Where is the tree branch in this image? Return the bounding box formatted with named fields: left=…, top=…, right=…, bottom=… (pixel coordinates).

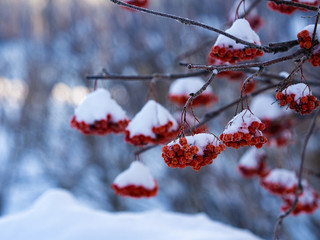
left=272, top=108, right=320, bottom=240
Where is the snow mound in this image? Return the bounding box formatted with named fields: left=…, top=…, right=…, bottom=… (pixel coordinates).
left=113, top=161, right=156, bottom=189
left=74, top=88, right=127, bottom=124
left=282, top=83, right=311, bottom=103
left=223, top=110, right=262, bottom=134
left=0, top=189, right=262, bottom=240
left=126, top=100, right=178, bottom=137
left=264, top=169, right=298, bottom=188
left=239, top=148, right=266, bottom=168
left=214, top=19, right=261, bottom=49
left=169, top=77, right=212, bottom=95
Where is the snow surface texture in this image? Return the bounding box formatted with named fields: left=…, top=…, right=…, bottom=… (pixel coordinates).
left=251, top=94, right=289, bottom=120
left=0, top=189, right=262, bottom=240
left=239, top=148, right=265, bottom=168
left=168, top=133, right=221, bottom=155
left=113, top=161, right=156, bottom=189
left=126, top=100, right=178, bottom=137
left=74, top=88, right=127, bottom=124
left=214, top=19, right=261, bottom=49
left=223, top=110, right=262, bottom=134
left=169, top=77, right=212, bottom=95
left=264, top=169, right=298, bottom=188
left=282, top=83, right=311, bottom=103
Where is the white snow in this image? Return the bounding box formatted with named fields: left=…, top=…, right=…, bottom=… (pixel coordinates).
left=282, top=83, right=311, bottom=103
left=0, top=189, right=262, bottom=240
left=251, top=94, right=289, bottom=120
left=168, top=133, right=221, bottom=155
left=239, top=148, right=266, bottom=168
left=113, top=161, right=156, bottom=189
left=263, top=169, right=298, bottom=188
left=74, top=88, right=128, bottom=124
left=126, top=100, right=178, bottom=137
left=169, top=77, right=212, bottom=95
left=214, top=19, right=261, bottom=49
left=223, top=110, right=262, bottom=134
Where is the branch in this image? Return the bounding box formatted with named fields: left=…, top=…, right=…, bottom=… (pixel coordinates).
left=109, top=0, right=274, bottom=52
left=181, top=49, right=306, bottom=71
left=86, top=70, right=209, bottom=81
left=273, top=108, right=320, bottom=240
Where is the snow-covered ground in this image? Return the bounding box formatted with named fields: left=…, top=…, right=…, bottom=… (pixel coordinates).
left=0, top=189, right=262, bottom=240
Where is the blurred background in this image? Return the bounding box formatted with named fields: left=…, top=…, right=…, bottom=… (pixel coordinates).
left=0, top=0, right=320, bottom=239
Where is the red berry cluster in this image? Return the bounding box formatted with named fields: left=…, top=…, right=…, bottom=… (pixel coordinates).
left=208, top=45, right=263, bottom=64
left=281, top=189, right=319, bottom=215
left=262, top=118, right=293, bottom=147
left=268, top=0, right=318, bottom=15
left=276, top=91, right=320, bottom=115
left=168, top=93, right=218, bottom=107
left=309, top=51, right=320, bottom=66
left=123, top=0, right=149, bottom=8
left=70, top=114, right=129, bottom=135
left=125, top=121, right=179, bottom=146
left=207, top=56, right=245, bottom=81
left=238, top=150, right=268, bottom=178
left=240, top=79, right=257, bottom=94
left=247, top=16, right=264, bottom=31
left=260, top=170, right=297, bottom=195
left=161, top=136, right=225, bottom=171
left=220, top=121, right=267, bottom=149
left=111, top=181, right=158, bottom=198
left=297, top=29, right=313, bottom=49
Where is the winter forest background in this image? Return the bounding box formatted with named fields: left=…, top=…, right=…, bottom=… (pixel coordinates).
left=0, top=0, right=320, bottom=239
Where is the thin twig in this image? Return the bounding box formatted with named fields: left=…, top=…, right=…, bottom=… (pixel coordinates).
left=86, top=70, right=209, bottom=81
left=272, top=108, right=320, bottom=240
left=109, top=0, right=274, bottom=52
left=181, top=49, right=306, bottom=71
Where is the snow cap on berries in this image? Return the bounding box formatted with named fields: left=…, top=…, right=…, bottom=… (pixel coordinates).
left=74, top=88, right=127, bottom=124
left=251, top=94, right=289, bottom=120
left=214, top=19, right=261, bottom=49
left=169, top=77, right=212, bottom=95
left=168, top=133, right=222, bottom=155
left=126, top=100, right=178, bottom=138
left=239, top=148, right=266, bottom=169
left=223, top=110, right=262, bottom=135
left=113, top=161, right=156, bottom=190
left=282, top=83, right=311, bottom=103
left=261, top=168, right=298, bottom=195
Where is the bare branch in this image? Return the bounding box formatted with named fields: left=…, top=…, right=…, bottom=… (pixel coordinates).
left=109, top=0, right=274, bottom=52
left=272, top=108, right=320, bottom=240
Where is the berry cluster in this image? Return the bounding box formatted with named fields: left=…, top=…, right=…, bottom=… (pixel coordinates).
left=123, top=0, right=149, bottom=8
left=276, top=83, right=320, bottom=115
left=267, top=0, right=318, bottom=15
left=207, top=57, right=245, bottom=81
left=161, top=134, right=225, bottom=171
left=281, top=187, right=319, bottom=215
left=309, top=51, right=320, bottom=66
left=220, top=110, right=267, bottom=149
left=111, top=181, right=158, bottom=198
left=262, top=119, right=293, bottom=147
left=70, top=115, right=129, bottom=135
left=208, top=46, right=264, bottom=64
left=297, top=29, right=313, bottom=49
left=111, top=161, right=158, bottom=198
left=247, top=15, right=264, bottom=31
left=241, top=79, right=257, bottom=94
left=125, top=121, right=179, bottom=146
left=168, top=94, right=218, bottom=107
left=260, top=169, right=298, bottom=195
left=237, top=148, right=268, bottom=178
